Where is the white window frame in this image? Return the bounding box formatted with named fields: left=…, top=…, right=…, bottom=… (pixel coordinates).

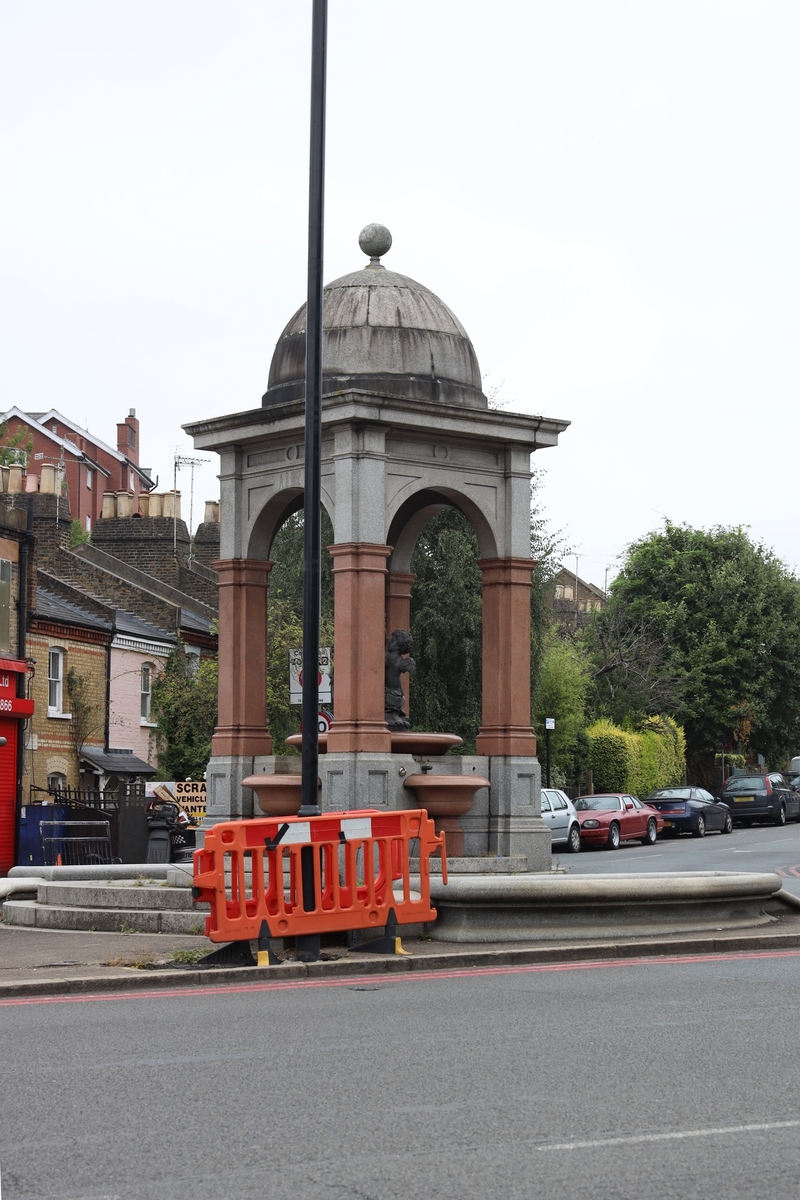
left=86, top=468, right=93, bottom=489
left=140, top=662, right=156, bottom=726
left=48, top=648, right=71, bottom=718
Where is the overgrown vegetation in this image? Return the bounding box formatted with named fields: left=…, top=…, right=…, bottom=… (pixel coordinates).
left=66, top=667, right=101, bottom=755
left=0, top=420, right=33, bottom=466
left=149, top=647, right=218, bottom=780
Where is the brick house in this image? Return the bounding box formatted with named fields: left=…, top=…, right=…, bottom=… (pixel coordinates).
left=0, top=407, right=154, bottom=534
left=551, top=567, right=607, bottom=633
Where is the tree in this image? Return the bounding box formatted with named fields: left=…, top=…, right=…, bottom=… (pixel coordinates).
left=532, top=635, right=591, bottom=786
left=409, top=509, right=483, bottom=750
left=149, top=648, right=218, bottom=780
left=267, top=510, right=335, bottom=750
left=598, top=523, right=800, bottom=767
left=0, top=420, right=33, bottom=466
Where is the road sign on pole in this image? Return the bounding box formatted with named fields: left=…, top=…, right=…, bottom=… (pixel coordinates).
left=289, top=647, right=332, bottom=704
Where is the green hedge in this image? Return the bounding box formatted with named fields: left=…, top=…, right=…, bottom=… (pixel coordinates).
left=587, top=716, right=686, bottom=795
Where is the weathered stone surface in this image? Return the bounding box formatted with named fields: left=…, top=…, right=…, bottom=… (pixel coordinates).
left=428, top=872, right=786, bottom=943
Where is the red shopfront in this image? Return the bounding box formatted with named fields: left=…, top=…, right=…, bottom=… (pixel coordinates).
left=0, top=660, right=34, bottom=875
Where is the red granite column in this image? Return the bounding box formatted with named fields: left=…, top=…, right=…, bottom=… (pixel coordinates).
left=211, top=559, right=273, bottom=757
left=475, top=557, right=537, bottom=757
left=327, top=544, right=392, bottom=753
left=385, top=570, right=416, bottom=714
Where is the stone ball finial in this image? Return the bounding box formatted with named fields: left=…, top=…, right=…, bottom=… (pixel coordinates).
left=359, top=223, right=392, bottom=263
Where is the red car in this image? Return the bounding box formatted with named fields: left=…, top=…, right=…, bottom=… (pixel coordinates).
left=573, top=793, right=664, bottom=849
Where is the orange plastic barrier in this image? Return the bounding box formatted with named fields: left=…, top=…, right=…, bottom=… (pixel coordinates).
left=192, top=808, right=446, bottom=950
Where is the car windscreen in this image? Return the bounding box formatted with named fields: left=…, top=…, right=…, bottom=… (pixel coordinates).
left=648, top=788, right=691, bottom=799
left=724, top=777, right=767, bottom=792
left=575, top=796, right=622, bottom=811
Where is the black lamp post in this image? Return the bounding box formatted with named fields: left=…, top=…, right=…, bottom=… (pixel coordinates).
left=296, top=0, right=328, bottom=961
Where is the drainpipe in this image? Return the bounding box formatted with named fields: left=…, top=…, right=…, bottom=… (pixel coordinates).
left=104, top=616, right=115, bottom=754
left=14, top=500, right=34, bottom=863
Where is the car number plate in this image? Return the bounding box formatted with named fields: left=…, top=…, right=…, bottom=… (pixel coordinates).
left=734, top=796, right=755, bottom=803
left=663, top=820, right=672, bottom=827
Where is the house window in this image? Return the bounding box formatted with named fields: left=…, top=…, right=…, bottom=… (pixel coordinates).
left=554, top=584, right=564, bottom=600
left=0, top=559, right=11, bottom=653
left=141, top=663, right=153, bottom=721
left=48, top=648, right=65, bottom=715
left=86, top=468, right=92, bottom=489
left=85, top=515, right=91, bottom=532
left=47, top=772, right=67, bottom=795
left=184, top=647, right=200, bottom=677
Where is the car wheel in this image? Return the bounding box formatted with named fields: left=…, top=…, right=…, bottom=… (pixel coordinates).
left=722, top=811, right=733, bottom=835
left=607, top=822, right=620, bottom=850
left=693, top=815, right=706, bottom=838
left=774, top=804, right=787, bottom=827
left=566, top=823, right=581, bottom=853
left=641, top=819, right=657, bottom=846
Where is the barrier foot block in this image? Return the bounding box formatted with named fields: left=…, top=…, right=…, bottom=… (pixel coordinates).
left=351, top=908, right=411, bottom=956
left=295, top=934, right=321, bottom=963
left=195, top=940, right=256, bottom=969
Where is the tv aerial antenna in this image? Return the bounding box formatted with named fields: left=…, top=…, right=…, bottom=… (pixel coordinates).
left=172, top=450, right=210, bottom=552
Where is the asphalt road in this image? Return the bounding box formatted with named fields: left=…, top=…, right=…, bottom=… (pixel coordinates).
left=563, top=818, right=800, bottom=896
left=3, top=950, right=800, bottom=1200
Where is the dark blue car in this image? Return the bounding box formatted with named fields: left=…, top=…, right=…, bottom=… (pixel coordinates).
left=644, top=786, right=733, bottom=837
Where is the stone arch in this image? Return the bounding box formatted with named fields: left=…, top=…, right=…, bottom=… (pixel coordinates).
left=247, top=486, right=335, bottom=560
left=386, top=487, right=498, bottom=573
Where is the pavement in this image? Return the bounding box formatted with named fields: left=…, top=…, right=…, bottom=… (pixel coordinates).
left=4, top=946, right=800, bottom=1199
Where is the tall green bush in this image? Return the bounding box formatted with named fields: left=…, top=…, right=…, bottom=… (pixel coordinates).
left=588, top=715, right=685, bottom=795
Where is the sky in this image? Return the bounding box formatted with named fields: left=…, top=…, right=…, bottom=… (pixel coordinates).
left=1, top=1, right=798, bottom=589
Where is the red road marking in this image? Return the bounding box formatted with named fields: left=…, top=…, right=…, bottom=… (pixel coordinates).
left=5, top=948, right=800, bottom=1007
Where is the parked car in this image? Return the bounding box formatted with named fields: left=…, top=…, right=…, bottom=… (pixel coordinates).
left=721, top=773, right=800, bottom=826
left=644, top=786, right=733, bottom=837
left=541, top=787, right=582, bottom=853
left=573, top=794, right=663, bottom=849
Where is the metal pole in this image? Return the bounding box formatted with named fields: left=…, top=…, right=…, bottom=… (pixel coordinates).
left=546, top=729, right=551, bottom=788
left=296, top=0, right=327, bottom=961
left=300, top=0, right=326, bottom=821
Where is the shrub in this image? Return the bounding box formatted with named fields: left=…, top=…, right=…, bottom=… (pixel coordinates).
left=588, top=715, right=685, bottom=795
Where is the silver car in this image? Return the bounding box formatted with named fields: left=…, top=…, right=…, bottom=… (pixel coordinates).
left=541, top=787, right=582, bottom=853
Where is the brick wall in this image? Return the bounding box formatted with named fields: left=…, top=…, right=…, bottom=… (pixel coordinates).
left=193, top=520, right=220, bottom=567
left=42, top=548, right=183, bottom=638
left=26, top=627, right=108, bottom=792
left=91, top=516, right=191, bottom=587
left=109, top=644, right=169, bottom=766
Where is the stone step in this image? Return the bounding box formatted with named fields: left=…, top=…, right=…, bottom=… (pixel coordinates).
left=36, top=882, right=204, bottom=912
left=2, top=899, right=207, bottom=936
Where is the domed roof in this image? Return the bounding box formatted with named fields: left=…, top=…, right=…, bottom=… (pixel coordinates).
left=263, top=226, right=486, bottom=410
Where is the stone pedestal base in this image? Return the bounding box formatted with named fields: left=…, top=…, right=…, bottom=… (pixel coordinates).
left=488, top=755, right=551, bottom=872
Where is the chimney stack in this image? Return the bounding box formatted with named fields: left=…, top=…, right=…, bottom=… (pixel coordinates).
left=116, top=408, right=139, bottom=466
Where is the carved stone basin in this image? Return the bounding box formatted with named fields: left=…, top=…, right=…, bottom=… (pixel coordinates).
left=241, top=774, right=303, bottom=817
left=402, top=773, right=490, bottom=856
left=284, top=731, right=463, bottom=755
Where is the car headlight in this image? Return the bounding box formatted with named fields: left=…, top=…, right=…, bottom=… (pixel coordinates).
left=582, top=819, right=600, bottom=829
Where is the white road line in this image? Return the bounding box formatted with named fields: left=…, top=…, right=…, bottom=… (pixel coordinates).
left=539, top=1118, right=800, bottom=1152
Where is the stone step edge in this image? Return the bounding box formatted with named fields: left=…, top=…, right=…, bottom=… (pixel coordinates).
left=2, top=900, right=206, bottom=936
left=4, top=928, right=800, bottom=1002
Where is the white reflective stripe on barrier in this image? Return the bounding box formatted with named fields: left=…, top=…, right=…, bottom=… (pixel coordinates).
left=340, top=817, right=373, bottom=841
left=280, top=821, right=312, bottom=845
